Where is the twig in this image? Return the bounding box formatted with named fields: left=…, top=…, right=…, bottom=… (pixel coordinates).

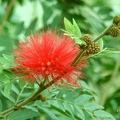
left=93, top=24, right=113, bottom=42
left=0, top=81, right=54, bottom=116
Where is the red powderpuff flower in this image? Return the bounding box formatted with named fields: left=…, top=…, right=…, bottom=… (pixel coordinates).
left=13, top=31, right=85, bottom=86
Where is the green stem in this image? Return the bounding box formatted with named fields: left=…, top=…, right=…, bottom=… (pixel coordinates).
left=93, top=24, right=113, bottom=42
left=0, top=81, right=54, bottom=116
left=72, top=50, right=85, bottom=66
left=15, top=84, right=26, bottom=105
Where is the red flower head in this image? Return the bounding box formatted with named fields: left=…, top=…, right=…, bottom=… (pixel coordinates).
left=13, top=31, right=85, bottom=86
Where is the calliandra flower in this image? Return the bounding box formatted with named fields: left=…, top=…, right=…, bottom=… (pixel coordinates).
left=13, top=31, right=85, bottom=86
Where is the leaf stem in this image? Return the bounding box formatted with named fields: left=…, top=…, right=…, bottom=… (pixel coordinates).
left=72, top=50, right=85, bottom=66
left=93, top=24, right=113, bottom=42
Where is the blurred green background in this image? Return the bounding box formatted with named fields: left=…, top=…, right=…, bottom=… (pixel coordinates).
left=0, top=0, right=120, bottom=119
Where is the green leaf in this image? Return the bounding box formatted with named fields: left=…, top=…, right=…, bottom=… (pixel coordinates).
left=64, top=17, right=73, bottom=33
left=0, top=90, right=15, bottom=103
left=81, top=80, right=91, bottom=90
left=84, top=102, right=104, bottom=111
left=51, top=105, right=70, bottom=117
left=19, top=79, right=26, bottom=89
left=72, top=18, right=81, bottom=37
left=12, top=84, right=20, bottom=95
left=0, top=100, right=2, bottom=112
left=74, top=106, right=85, bottom=120
left=0, top=35, right=13, bottom=55
left=56, top=101, right=65, bottom=112
left=94, top=110, right=116, bottom=120
left=25, top=18, right=37, bottom=36
left=24, top=105, right=38, bottom=112
left=15, top=22, right=24, bottom=35
left=86, top=110, right=98, bottom=120
left=97, top=38, right=103, bottom=51
left=7, top=109, right=39, bottom=120
left=65, top=89, right=83, bottom=102
left=0, top=72, right=9, bottom=82
left=74, top=94, right=93, bottom=105
left=4, top=82, right=12, bottom=95
left=63, top=102, right=74, bottom=117
left=2, top=54, right=14, bottom=63
left=37, top=106, right=57, bottom=119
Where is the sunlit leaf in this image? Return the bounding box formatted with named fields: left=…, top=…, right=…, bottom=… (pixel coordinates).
left=64, top=17, right=73, bottom=33
left=94, top=110, right=116, bottom=120
left=74, top=94, right=93, bottom=105
left=72, top=18, right=81, bottom=37
left=84, top=102, right=104, bottom=111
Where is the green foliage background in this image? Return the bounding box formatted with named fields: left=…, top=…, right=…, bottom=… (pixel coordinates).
left=0, top=0, right=120, bottom=120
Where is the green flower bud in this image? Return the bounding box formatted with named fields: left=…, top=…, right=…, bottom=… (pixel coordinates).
left=81, top=34, right=92, bottom=45
left=40, top=94, right=47, bottom=102
left=109, top=27, right=120, bottom=37
left=86, top=42, right=100, bottom=55
left=113, top=16, right=120, bottom=24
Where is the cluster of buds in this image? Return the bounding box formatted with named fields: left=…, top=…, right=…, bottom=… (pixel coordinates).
left=108, top=16, right=120, bottom=37
left=81, top=34, right=100, bottom=55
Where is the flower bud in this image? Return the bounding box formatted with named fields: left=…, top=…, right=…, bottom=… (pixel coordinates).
left=113, top=16, right=120, bottom=24
left=109, top=27, right=120, bottom=37
left=86, top=42, right=100, bottom=55
left=40, top=94, right=47, bottom=102
left=81, top=34, right=92, bottom=45
left=118, top=22, right=120, bottom=29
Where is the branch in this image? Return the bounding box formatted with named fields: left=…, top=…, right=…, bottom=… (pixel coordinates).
left=93, top=24, right=113, bottom=42
left=0, top=81, right=54, bottom=116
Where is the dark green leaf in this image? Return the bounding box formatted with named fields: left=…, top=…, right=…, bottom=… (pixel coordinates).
left=0, top=35, right=13, bottom=56
left=4, top=82, right=12, bottom=95
left=63, top=102, right=74, bottom=117
left=0, top=72, right=9, bottom=82
left=7, top=109, right=39, bottom=120
left=15, top=22, right=24, bottom=35
left=19, top=79, right=26, bottom=89
left=1, top=90, right=15, bottom=103
left=0, top=100, right=2, bottom=112
left=25, top=18, right=37, bottom=36
left=51, top=105, right=70, bottom=117
left=74, top=106, right=85, bottom=120
left=36, top=106, right=57, bottom=119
